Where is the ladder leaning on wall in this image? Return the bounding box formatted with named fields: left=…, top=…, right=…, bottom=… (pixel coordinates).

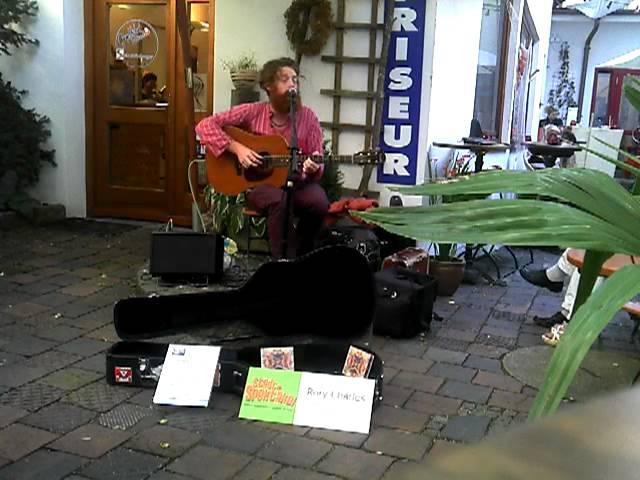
left=320, top=0, right=394, bottom=195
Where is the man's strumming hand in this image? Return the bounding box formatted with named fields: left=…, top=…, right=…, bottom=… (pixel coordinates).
left=230, top=141, right=262, bottom=169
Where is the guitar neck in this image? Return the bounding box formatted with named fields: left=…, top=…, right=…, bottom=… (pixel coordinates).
left=263, top=154, right=358, bottom=167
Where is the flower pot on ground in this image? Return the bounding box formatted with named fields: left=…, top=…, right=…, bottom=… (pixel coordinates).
left=430, top=255, right=465, bottom=296
left=222, top=52, right=259, bottom=91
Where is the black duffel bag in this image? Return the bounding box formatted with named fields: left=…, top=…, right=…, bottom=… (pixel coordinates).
left=373, top=267, right=438, bottom=338
left=316, top=224, right=381, bottom=271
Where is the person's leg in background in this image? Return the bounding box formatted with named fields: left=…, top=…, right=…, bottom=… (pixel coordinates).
left=520, top=248, right=576, bottom=293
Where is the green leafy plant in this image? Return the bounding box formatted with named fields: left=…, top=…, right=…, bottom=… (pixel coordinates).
left=355, top=78, right=640, bottom=420
left=220, top=52, right=258, bottom=73
left=0, top=0, right=56, bottom=210
left=203, top=187, right=266, bottom=239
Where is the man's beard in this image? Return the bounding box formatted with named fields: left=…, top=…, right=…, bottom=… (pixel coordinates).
left=271, top=91, right=302, bottom=114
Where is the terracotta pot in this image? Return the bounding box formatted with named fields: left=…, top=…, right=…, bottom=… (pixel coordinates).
left=430, top=257, right=466, bottom=296
left=230, top=70, right=258, bottom=90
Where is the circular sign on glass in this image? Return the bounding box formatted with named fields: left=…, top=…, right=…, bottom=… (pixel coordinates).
left=114, top=19, right=159, bottom=68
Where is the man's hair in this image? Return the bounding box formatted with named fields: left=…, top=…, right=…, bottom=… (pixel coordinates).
left=259, top=57, right=299, bottom=94
left=142, top=72, right=157, bottom=85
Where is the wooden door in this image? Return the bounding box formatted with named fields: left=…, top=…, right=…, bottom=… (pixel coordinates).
left=87, top=0, right=214, bottom=225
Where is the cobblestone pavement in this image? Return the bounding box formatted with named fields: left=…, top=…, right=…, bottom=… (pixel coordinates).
left=0, top=218, right=637, bottom=480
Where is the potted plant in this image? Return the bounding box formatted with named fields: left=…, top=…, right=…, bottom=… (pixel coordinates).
left=430, top=242, right=465, bottom=296
left=221, top=52, right=259, bottom=90
left=356, top=78, right=640, bottom=421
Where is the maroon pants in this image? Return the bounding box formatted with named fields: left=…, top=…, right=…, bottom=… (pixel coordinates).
left=246, top=182, right=329, bottom=259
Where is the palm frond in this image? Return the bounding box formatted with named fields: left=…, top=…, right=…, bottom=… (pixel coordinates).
left=623, top=75, right=640, bottom=112
left=588, top=136, right=640, bottom=179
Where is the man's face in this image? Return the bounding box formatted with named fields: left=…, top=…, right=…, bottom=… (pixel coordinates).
left=267, top=66, right=299, bottom=113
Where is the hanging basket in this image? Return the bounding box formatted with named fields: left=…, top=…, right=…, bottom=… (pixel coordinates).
left=230, top=70, right=258, bottom=90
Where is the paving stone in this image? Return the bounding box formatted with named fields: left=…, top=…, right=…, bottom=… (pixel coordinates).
left=47, top=274, right=84, bottom=287
left=436, top=328, right=478, bottom=343
left=425, top=439, right=460, bottom=459
left=473, top=371, right=523, bottom=393
left=427, top=363, right=476, bottom=382
left=20, top=403, right=97, bottom=433
left=427, top=337, right=470, bottom=352
left=56, top=338, right=110, bottom=357
left=146, top=472, right=194, bottom=480
left=64, top=382, right=139, bottom=413
left=168, top=445, right=250, bottom=480
left=380, top=341, right=428, bottom=358
left=381, top=385, right=413, bottom=407
left=381, top=353, right=433, bottom=374
left=404, top=392, right=462, bottom=416
left=0, top=350, right=25, bottom=366
left=306, top=429, right=368, bottom=448
left=84, top=324, right=119, bottom=343
left=233, top=458, right=281, bottom=480
left=126, top=425, right=200, bottom=458
left=33, top=324, right=84, bottom=342
left=463, top=355, right=503, bottom=373
left=518, top=332, right=543, bottom=348
left=0, top=382, right=65, bottom=411
left=55, top=302, right=99, bottom=320
left=440, top=415, right=491, bottom=443
left=423, top=347, right=468, bottom=365
left=2, top=302, right=50, bottom=319
left=127, top=389, right=155, bottom=406
left=48, top=423, right=131, bottom=458
left=363, top=427, right=431, bottom=460
left=0, top=334, right=57, bottom=356
left=201, top=420, right=276, bottom=454
left=438, top=380, right=492, bottom=404
left=97, top=403, right=155, bottom=431
left=0, top=449, right=87, bottom=480
left=317, top=445, right=394, bottom=480
left=390, top=372, right=443, bottom=393
left=261, top=423, right=310, bottom=436
left=30, top=292, right=76, bottom=308
left=0, top=364, right=50, bottom=387
left=72, top=354, right=105, bottom=373
left=373, top=405, right=427, bottom=433
left=381, top=366, right=399, bottom=383
left=488, top=390, right=533, bottom=413
left=79, top=447, right=166, bottom=479
left=381, top=460, right=425, bottom=480
left=161, top=407, right=229, bottom=432
left=22, top=350, right=82, bottom=373
left=0, top=404, right=28, bottom=427
left=0, top=423, right=58, bottom=461
left=257, top=433, right=331, bottom=468
left=16, top=281, right=59, bottom=296
left=272, top=467, right=340, bottom=480
left=466, top=343, right=508, bottom=359
left=38, top=368, right=103, bottom=392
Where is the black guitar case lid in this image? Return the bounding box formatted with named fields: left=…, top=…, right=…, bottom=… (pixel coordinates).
left=113, top=245, right=376, bottom=340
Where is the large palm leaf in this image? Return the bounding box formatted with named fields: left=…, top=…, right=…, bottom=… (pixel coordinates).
left=355, top=168, right=640, bottom=419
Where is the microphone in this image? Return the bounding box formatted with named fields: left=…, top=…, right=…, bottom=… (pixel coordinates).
left=288, top=87, right=297, bottom=97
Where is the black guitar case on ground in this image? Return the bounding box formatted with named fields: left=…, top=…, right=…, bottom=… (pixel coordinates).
left=114, top=245, right=375, bottom=339
left=106, top=341, right=384, bottom=407
left=108, top=246, right=384, bottom=407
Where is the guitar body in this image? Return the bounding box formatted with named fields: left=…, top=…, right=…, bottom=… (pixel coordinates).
left=206, top=126, right=291, bottom=195
left=113, top=245, right=375, bottom=340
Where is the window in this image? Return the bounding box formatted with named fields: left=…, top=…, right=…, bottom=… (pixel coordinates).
left=473, top=0, right=510, bottom=139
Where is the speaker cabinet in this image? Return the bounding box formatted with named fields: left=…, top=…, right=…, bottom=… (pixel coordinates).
left=150, top=232, right=224, bottom=282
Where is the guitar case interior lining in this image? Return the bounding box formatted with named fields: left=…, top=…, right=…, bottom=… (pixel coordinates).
left=107, top=245, right=384, bottom=407
left=106, top=341, right=384, bottom=407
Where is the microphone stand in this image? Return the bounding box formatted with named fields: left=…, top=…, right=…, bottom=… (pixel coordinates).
left=280, top=89, right=299, bottom=259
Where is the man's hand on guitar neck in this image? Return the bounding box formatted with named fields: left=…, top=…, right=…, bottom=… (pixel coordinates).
left=229, top=140, right=262, bottom=169
left=302, top=152, right=321, bottom=176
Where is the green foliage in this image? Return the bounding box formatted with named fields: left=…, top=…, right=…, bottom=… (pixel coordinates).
left=220, top=52, right=258, bottom=73
left=0, top=0, right=39, bottom=55
left=0, top=1, right=56, bottom=209
left=203, top=187, right=266, bottom=238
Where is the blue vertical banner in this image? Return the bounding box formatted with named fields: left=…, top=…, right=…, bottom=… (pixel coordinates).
left=377, top=0, right=426, bottom=186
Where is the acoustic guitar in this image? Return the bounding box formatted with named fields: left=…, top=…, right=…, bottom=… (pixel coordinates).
left=206, top=126, right=385, bottom=195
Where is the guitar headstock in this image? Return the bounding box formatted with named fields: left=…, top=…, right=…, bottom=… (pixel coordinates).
left=353, top=148, right=386, bottom=165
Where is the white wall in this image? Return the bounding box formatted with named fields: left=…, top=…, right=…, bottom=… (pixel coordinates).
left=546, top=13, right=640, bottom=125
left=0, top=0, right=86, bottom=217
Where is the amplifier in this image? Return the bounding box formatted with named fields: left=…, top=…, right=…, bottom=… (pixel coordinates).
left=150, top=231, right=224, bottom=281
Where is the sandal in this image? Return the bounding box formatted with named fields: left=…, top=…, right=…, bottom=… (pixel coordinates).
left=542, top=322, right=568, bottom=347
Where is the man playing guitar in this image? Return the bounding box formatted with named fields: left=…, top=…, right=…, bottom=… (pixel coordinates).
left=196, top=57, right=329, bottom=259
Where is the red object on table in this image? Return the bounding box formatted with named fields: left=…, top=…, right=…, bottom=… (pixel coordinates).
left=382, top=247, right=430, bottom=274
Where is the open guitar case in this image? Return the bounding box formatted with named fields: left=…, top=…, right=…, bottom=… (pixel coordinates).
left=106, top=246, right=385, bottom=407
